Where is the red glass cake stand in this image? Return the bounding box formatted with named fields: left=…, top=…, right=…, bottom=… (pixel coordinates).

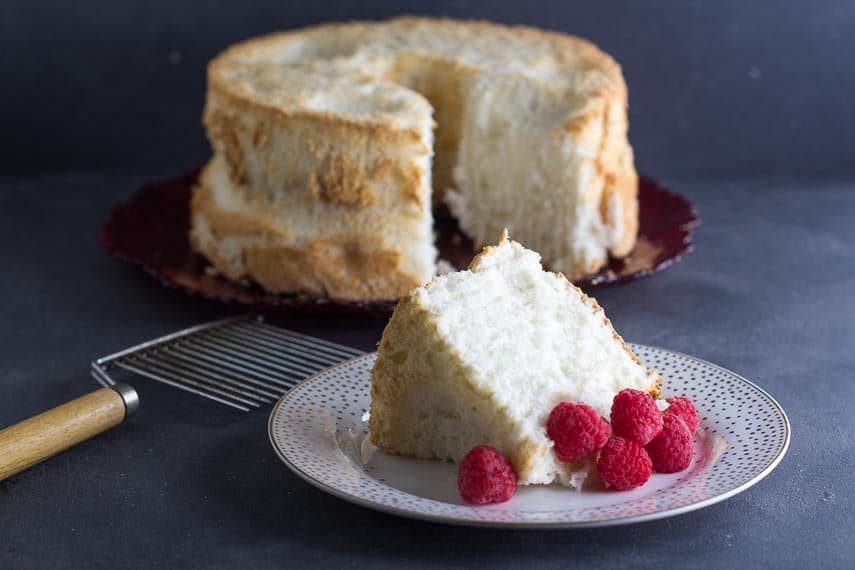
left=100, top=169, right=698, bottom=316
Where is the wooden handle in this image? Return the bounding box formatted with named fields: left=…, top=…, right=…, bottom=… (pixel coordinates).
left=0, top=385, right=136, bottom=481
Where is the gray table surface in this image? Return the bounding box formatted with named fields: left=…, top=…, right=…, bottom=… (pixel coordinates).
left=0, top=173, right=852, bottom=569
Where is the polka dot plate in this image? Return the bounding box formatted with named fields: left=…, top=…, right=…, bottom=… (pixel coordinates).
left=268, top=345, right=790, bottom=528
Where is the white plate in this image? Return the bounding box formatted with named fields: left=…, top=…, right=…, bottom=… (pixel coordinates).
left=268, top=345, right=790, bottom=528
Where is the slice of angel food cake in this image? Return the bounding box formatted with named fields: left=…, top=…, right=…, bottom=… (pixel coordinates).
left=369, top=231, right=702, bottom=502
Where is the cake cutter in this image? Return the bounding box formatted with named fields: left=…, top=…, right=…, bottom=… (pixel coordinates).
left=0, top=315, right=363, bottom=481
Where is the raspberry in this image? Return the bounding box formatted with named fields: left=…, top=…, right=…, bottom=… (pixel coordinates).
left=665, top=396, right=700, bottom=435
left=596, top=436, right=652, bottom=490
left=457, top=445, right=517, bottom=504
left=646, top=413, right=693, bottom=473
left=610, top=388, right=664, bottom=445
left=546, top=402, right=611, bottom=462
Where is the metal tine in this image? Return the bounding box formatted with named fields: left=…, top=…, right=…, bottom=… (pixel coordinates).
left=234, top=320, right=362, bottom=357
left=242, top=320, right=363, bottom=354
left=204, top=328, right=340, bottom=371
left=91, top=369, right=107, bottom=387
left=91, top=363, right=113, bottom=387
left=251, top=323, right=364, bottom=361
left=178, top=336, right=318, bottom=379
left=164, top=346, right=297, bottom=390
left=144, top=352, right=281, bottom=400
left=165, top=341, right=306, bottom=384
left=219, top=325, right=350, bottom=367
left=114, top=360, right=254, bottom=412
left=92, top=315, right=367, bottom=412
left=136, top=353, right=278, bottom=402
left=194, top=332, right=328, bottom=375
left=147, top=346, right=294, bottom=393
left=126, top=357, right=265, bottom=407
left=200, top=334, right=329, bottom=378
left=94, top=314, right=257, bottom=367
left=234, top=321, right=363, bottom=360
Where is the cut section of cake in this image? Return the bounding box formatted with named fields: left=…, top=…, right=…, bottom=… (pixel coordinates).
left=369, top=230, right=661, bottom=486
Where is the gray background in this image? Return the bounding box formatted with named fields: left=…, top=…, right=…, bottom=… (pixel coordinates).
left=1, top=174, right=852, bottom=569
left=1, top=1, right=854, bottom=569
left=2, top=0, right=855, bottom=178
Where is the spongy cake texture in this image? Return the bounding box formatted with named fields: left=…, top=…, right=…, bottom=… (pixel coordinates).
left=192, top=17, right=638, bottom=301
left=369, top=231, right=661, bottom=486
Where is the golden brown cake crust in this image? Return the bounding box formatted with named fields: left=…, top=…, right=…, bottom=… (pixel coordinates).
left=368, top=292, right=552, bottom=479
left=196, top=17, right=639, bottom=299
left=207, top=17, right=637, bottom=241
left=190, top=168, right=425, bottom=301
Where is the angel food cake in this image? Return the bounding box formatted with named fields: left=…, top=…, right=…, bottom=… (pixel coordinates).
left=369, top=231, right=661, bottom=486
left=191, top=17, right=638, bottom=301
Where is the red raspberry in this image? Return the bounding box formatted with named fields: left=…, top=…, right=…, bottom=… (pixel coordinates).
left=596, top=436, right=652, bottom=490
left=646, top=413, right=693, bottom=473
left=457, top=445, right=517, bottom=504
left=610, top=389, right=664, bottom=445
left=546, top=402, right=611, bottom=462
left=665, top=396, right=700, bottom=435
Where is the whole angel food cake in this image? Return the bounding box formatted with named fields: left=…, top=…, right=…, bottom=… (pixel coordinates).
left=369, top=231, right=661, bottom=486
left=191, top=17, right=638, bottom=301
